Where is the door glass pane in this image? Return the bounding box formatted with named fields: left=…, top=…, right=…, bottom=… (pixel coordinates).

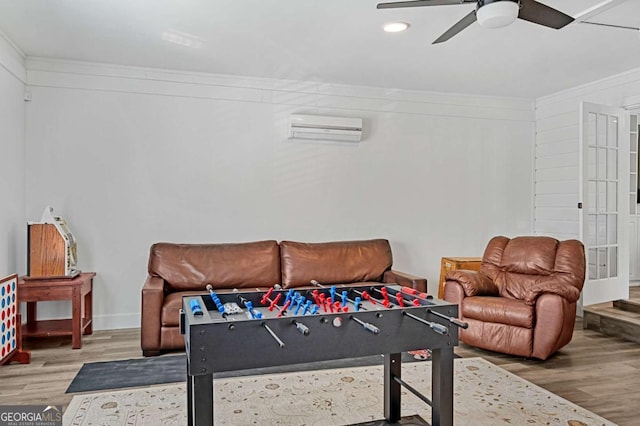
left=598, top=114, right=607, bottom=146
left=598, top=148, right=607, bottom=179
left=588, top=147, right=597, bottom=180
left=608, top=214, right=617, bottom=245
left=610, top=247, right=618, bottom=278
left=598, top=247, right=608, bottom=279
left=588, top=181, right=596, bottom=213
left=607, top=148, right=618, bottom=179
left=598, top=181, right=606, bottom=212
left=588, top=215, right=597, bottom=246
left=587, top=113, right=597, bottom=146
left=607, top=182, right=617, bottom=212
left=608, top=116, right=618, bottom=147
left=588, top=248, right=597, bottom=280
left=597, top=215, right=607, bottom=245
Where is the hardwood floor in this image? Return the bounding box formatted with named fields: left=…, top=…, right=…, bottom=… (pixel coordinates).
left=1, top=319, right=640, bottom=425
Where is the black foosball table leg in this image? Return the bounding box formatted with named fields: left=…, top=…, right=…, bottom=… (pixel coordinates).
left=384, top=352, right=402, bottom=422
left=187, top=373, right=214, bottom=426
left=187, top=367, right=192, bottom=426
left=432, top=346, right=454, bottom=426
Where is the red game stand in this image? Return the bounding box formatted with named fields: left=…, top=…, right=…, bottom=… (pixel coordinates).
left=0, top=274, right=31, bottom=365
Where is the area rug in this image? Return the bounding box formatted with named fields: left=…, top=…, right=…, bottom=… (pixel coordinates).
left=63, top=357, right=615, bottom=426
left=66, top=351, right=444, bottom=393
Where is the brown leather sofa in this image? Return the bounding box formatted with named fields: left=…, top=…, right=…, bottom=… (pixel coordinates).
left=443, top=236, right=585, bottom=360
left=141, top=238, right=426, bottom=356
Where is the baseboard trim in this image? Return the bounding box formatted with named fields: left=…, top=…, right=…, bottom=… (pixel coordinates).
left=93, top=313, right=140, bottom=331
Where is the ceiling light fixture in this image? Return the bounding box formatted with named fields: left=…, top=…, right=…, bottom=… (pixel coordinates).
left=383, top=22, right=409, bottom=33
left=476, top=0, right=520, bottom=29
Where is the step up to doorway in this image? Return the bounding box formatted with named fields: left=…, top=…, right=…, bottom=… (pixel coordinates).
left=612, top=298, right=640, bottom=314
left=583, top=302, right=640, bottom=345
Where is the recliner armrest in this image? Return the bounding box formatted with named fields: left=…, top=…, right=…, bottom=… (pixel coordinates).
left=524, top=275, right=581, bottom=306
left=445, top=270, right=498, bottom=297
left=141, top=275, right=165, bottom=354
left=383, top=270, right=427, bottom=293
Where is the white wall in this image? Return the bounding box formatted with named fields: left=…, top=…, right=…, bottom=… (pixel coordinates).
left=535, top=68, right=640, bottom=240
left=24, top=58, right=535, bottom=329
left=0, top=32, right=25, bottom=278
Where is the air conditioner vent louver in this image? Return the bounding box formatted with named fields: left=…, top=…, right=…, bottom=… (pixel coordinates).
left=288, top=114, right=363, bottom=142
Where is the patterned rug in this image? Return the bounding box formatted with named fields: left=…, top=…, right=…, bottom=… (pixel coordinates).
left=63, top=357, right=615, bottom=426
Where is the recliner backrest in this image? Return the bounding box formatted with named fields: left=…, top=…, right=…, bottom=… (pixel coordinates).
left=481, top=236, right=585, bottom=300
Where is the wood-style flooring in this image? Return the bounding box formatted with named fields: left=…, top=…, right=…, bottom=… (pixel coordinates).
left=1, top=318, right=640, bottom=425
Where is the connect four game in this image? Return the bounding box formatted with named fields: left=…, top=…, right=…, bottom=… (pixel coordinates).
left=0, top=274, right=30, bottom=365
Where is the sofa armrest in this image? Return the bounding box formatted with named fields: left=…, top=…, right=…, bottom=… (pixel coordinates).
left=383, top=270, right=427, bottom=293
left=524, top=275, right=581, bottom=306
left=141, top=275, right=165, bottom=354
left=445, top=270, right=498, bottom=297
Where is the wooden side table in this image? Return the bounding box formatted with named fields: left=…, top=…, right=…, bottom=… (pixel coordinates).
left=438, top=257, right=482, bottom=299
left=18, top=272, right=95, bottom=349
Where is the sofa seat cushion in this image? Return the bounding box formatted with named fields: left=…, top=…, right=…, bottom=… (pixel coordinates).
left=280, top=239, right=392, bottom=289
left=462, top=296, right=534, bottom=329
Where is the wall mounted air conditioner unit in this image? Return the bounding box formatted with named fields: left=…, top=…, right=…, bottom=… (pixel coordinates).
left=288, top=114, right=363, bottom=142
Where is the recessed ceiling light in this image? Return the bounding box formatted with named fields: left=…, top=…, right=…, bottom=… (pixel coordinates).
left=383, top=22, right=409, bottom=33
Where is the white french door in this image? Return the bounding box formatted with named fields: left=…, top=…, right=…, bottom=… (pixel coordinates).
left=580, top=102, right=629, bottom=306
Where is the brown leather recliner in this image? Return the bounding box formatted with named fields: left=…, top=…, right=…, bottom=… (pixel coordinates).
left=141, top=239, right=427, bottom=356
left=443, top=236, right=585, bottom=360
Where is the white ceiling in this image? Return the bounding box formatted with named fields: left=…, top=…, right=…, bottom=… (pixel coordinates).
left=0, top=0, right=639, bottom=98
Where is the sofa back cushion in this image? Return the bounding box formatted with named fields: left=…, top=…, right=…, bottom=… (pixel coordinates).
left=280, top=239, right=392, bottom=289
left=148, top=241, right=281, bottom=291
left=481, top=236, right=585, bottom=300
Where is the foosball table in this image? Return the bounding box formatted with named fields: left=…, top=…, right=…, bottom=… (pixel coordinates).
left=180, top=282, right=467, bottom=426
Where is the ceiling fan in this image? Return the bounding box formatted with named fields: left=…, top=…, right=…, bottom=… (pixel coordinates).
left=376, top=0, right=575, bottom=44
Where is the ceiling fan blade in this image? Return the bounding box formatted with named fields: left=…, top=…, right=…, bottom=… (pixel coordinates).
left=433, top=9, right=477, bottom=44
left=377, top=0, right=475, bottom=10
left=518, top=0, right=575, bottom=29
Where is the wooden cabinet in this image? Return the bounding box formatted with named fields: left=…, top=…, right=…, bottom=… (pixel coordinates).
left=438, top=257, right=482, bottom=299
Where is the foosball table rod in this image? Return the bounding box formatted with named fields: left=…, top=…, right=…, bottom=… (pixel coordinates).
left=402, top=311, right=449, bottom=335
left=205, top=284, right=228, bottom=318
left=350, top=288, right=387, bottom=307
left=349, top=315, right=380, bottom=335
left=368, top=286, right=392, bottom=307
left=310, top=280, right=367, bottom=311
left=291, top=319, right=310, bottom=335
left=426, top=309, right=469, bottom=329
left=261, top=322, right=285, bottom=348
